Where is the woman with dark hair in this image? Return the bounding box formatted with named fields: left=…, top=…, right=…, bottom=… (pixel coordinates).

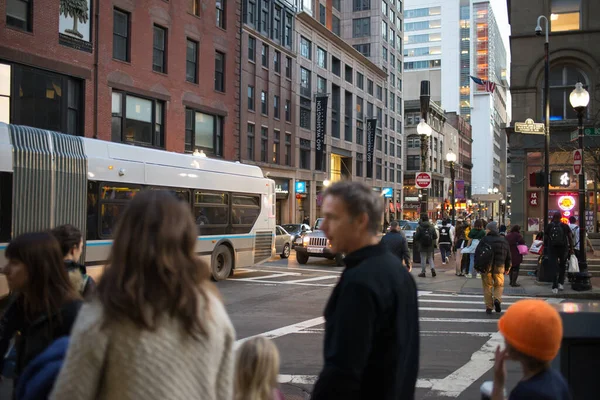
left=0, top=232, right=82, bottom=387
left=50, top=190, right=235, bottom=400
left=464, top=219, right=486, bottom=278
left=506, top=225, right=526, bottom=287
left=454, top=222, right=467, bottom=276
left=50, top=224, right=96, bottom=299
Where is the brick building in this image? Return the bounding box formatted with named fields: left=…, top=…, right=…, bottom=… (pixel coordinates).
left=1, top=0, right=240, bottom=159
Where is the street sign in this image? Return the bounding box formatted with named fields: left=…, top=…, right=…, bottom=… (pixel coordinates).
left=570, top=130, right=578, bottom=142
left=584, top=128, right=600, bottom=136
left=382, top=187, right=393, bottom=198
left=573, top=149, right=583, bottom=175
left=514, top=118, right=545, bottom=134
left=415, top=172, right=432, bottom=189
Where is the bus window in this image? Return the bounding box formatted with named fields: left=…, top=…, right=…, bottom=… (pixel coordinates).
left=232, top=194, right=260, bottom=231
left=98, top=183, right=141, bottom=238
left=149, top=186, right=190, bottom=203
left=0, top=172, right=12, bottom=242
left=86, top=181, right=99, bottom=240
left=100, top=203, right=126, bottom=237
left=100, top=185, right=140, bottom=200
left=194, top=190, right=228, bottom=235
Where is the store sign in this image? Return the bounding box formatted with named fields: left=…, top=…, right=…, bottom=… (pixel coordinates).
left=529, top=192, right=539, bottom=206
left=59, top=0, right=93, bottom=52
left=295, top=181, right=306, bottom=194
left=382, top=187, right=393, bottom=198
left=275, top=180, right=289, bottom=199
left=405, top=197, right=420, bottom=202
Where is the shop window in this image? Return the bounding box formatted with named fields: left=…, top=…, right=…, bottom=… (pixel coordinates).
left=112, top=91, right=164, bottom=148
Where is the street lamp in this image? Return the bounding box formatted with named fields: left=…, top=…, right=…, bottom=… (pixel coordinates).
left=570, top=81, right=590, bottom=276
left=446, top=150, right=457, bottom=225
left=536, top=15, right=551, bottom=231
left=418, top=120, right=432, bottom=220
left=323, top=179, right=331, bottom=187
left=501, top=199, right=506, bottom=225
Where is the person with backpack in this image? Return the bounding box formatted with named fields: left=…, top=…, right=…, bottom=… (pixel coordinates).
left=414, top=214, right=438, bottom=278
left=475, top=221, right=511, bottom=314
left=544, top=212, right=574, bottom=294
left=380, top=220, right=412, bottom=271
left=438, top=219, right=454, bottom=265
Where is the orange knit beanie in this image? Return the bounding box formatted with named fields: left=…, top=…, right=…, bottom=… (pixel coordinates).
left=498, top=299, right=563, bottom=362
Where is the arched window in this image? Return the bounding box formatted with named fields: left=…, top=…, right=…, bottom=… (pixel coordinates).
left=546, top=65, right=589, bottom=121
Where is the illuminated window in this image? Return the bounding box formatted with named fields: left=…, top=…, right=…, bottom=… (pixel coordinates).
left=551, top=0, right=580, bottom=32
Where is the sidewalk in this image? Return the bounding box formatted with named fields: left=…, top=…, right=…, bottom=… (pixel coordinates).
left=411, top=262, right=600, bottom=299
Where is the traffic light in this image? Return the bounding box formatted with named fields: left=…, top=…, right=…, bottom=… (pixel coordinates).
left=550, top=170, right=571, bottom=187
left=530, top=171, right=546, bottom=188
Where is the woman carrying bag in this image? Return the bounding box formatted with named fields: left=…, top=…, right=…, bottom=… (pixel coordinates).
left=506, top=225, right=527, bottom=287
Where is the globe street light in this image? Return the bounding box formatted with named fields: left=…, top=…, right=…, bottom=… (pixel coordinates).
left=570, top=82, right=590, bottom=278
left=537, top=15, right=551, bottom=233
left=446, top=150, right=457, bottom=225
left=417, top=120, right=433, bottom=136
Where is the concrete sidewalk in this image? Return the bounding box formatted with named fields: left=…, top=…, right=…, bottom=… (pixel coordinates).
left=411, top=261, right=600, bottom=299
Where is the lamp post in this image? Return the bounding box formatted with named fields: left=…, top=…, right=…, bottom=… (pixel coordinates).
left=418, top=120, right=433, bottom=218
left=501, top=199, right=506, bottom=225
left=446, top=150, right=457, bottom=226
left=536, top=15, right=550, bottom=230
left=569, top=82, right=590, bottom=275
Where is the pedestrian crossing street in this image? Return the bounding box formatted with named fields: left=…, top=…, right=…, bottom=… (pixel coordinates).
left=230, top=266, right=561, bottom=398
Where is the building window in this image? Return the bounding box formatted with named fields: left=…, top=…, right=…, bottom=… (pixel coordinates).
left=353, top=0, right=370, bottom=12
left=247, top=123, right=255, bottom=160
left=246, top=0, right=256, bottom=25
left=317, top=47, right=327, bottom=69
left=285, top=100, right=291, bottom=122
left=333, top=0, right=340, bottom=10
left=353, top=17, right=371, bottom=38
left=407, top=155, right=420, bottom=170
left=367, top=102, right=373, bottom=118
left=367, top=79, right=373, bottom=95
left=6, top=0, right=32, bottom=31
left=261, top=91, right=268, bottom=115
left=376, top=158, right=382, bottom=180
left=260, top=3, right=268, bottom=34
left=332, top=56, right=341, bottom=76
left=113, top=9, right=130, bottom=62
left=301, top=37, right=312, bottom=60
left=332, top=16, right=340, bottom=36
left=272, top=5, right=281, bottom=41
left=186, top=39, right=198, bottom=83
left=274, top=50, right=281, bottom=73
left=356, top=153, right=364, bottom=177
left=382, top=21, right=388, bottom=41
left=285, top=132, right=291, bottom=165
left=0, top=64, right=9, bottom=124
left=397, top=95, right=401, bottom=112
left=285, top=56, right=292, bottom=78
left=273, top=130, right=280, bottom=163
left=274, top=95, right=280, bottom=119
left=248, top=36, right=256, bottom=61
left=192, top=0, right=201, bottom=16
left=153, top=25, right=167, bottom=73
left=357, top=73, right=364, bottom=90
left=300, top=98, right=311, bottom=130
left=390, top=163, right=395, bottom=182
left=285, top=13, right=293, bottom=48
left=317, top=76, right=327, bottom=94
left=548, top=65, right=589, bottom=120
left=112, top=92, right=164, bottom=148
left=300, top=68, right=311, bottom=98
left=390, top=137, right=395, bottom=156
left=300, top=139, right=311, bottom=169
left=356, top=96, right=364, bottom=120
left=345, top=65, right=353, bottom=84
left=345, top=91, right=353, bottom=142
left=262, top=44, right=269, bottom=67
left=356, top=121, right=364, bottom=145
left=184, top=110, right=223, bottom=155
left=551, top=0, right=580, bottom=32
left=382, top=0, right=388, bottom=16
left=353, top=44, right=371, bottom=57
left=214, top=51, right=225, bottom=92
left=319, top=4, right=326, bottom=25
left=260, top=127, right=268, bottom=162
left=382, top=46, right=388, bottom=62
left=216, top=0, right=225, bottom=28
left=376, top=85, right=382, bottom=101
left=376, top=134, right=382, bottom=151
left=247, top=86, right=255, bottom=111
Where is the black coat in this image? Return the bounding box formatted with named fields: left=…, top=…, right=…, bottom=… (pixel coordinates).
left=312, top=243, right=420, bottom=400
left=380, top=230, right=411, bottom=267
left=479, top=232, right=511, bottom=270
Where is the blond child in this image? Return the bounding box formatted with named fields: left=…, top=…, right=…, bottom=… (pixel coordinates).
left=235, top=337, right=284, bottom=400
left=492, top=299, right=571, bottom=400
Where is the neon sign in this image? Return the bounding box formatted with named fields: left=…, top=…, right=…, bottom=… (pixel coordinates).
left=558, top=195, right=576, bottom=212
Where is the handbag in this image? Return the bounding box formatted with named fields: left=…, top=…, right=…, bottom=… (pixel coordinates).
left=517, top=244, right=529, bottom=255
left=529, top=240, right=543, bottom=255
left=568, top=254, right=580, bottom=273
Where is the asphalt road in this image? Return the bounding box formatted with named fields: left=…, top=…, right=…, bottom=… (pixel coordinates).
left=0, top=252, right=559, bottom=399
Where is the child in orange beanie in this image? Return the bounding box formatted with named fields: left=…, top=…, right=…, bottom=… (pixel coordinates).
left=492, top=299, right=571, bottom=400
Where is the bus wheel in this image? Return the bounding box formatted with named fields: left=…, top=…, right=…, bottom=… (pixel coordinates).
left=211, top=245, right=233, bottom=281
left=297, top=252, right=309, bottom=264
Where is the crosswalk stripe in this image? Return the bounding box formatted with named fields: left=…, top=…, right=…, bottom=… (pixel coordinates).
left=277, top=374, right=441, bottom=389
left=284, top=275, right=339, bottom=284
left=419, top=307, right=505, bottom=313
left=420, top=317, right=498, bottom=323
left=243, top=272, right=302, bottom=280
left=418, top=292, right=533, bottom=299
left=421, top=330, right=493, bottom=337
left=419, top=299, right=518, bottom=305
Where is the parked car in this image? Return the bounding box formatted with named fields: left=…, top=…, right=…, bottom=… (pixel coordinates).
left=281, top=223, right=312, bottom=248
left=275, top=225, right=293, bottom=258
left=402, top=221, right=419, bottom=246
left=294, top=218, right=344, bottom=265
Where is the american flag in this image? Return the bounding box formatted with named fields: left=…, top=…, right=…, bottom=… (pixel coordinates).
left=470, top=76, right=496, bottom=93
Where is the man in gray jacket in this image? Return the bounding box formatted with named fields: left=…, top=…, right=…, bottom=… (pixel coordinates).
left=414, top=214, right=438, bottom=278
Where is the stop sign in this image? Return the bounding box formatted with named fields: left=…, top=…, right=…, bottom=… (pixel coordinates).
left=573, top=149, right=583, bottom=175
left=415, top=172, right=432, bottom=189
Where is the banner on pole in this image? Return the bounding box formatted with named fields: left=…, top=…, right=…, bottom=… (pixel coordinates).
left=366, top=118, right=377, bottom=178
left=455, top=180, right=465, bottom=199
left=315, top=96, right=328, bottom=171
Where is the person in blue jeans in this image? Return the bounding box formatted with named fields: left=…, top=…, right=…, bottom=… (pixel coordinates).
left=467, top=219, right=486, bottom=277
left=414, top=214, right=438, bottom=278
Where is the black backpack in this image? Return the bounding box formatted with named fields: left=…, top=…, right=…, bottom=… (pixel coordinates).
left=474, top=240, right=494, bottom=273
left=419, top=227, right=433, bottom=247
left=549, top=222, right=566, bottom=247
left=439, top=227, right=451, bottom=244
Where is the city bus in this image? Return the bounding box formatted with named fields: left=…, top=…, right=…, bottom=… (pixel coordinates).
left=0, top=123, right=276, bottom=297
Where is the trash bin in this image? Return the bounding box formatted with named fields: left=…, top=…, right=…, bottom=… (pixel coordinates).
left=551, top=302, right=600, bottom=400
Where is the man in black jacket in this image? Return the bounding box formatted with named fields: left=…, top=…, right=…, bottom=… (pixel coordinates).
left=478, top=221, right=511, bottom=314
left=380, top=220, right=412, bottom=271
left=544, top=211, right=574, bottom=293
left=311, top=181, right=419, bottom=400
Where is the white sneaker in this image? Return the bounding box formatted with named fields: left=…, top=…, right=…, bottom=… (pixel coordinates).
left=466, top=273, right=472, bottom=278
left=558, top=284, right=564, bottom=291
left=476, top=273, right=481, bottom=279
left=552, top=288, right=559, bottom=294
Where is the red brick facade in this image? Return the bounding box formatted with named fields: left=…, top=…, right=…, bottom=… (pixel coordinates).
left=0, top=0, right=240, bottom=159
